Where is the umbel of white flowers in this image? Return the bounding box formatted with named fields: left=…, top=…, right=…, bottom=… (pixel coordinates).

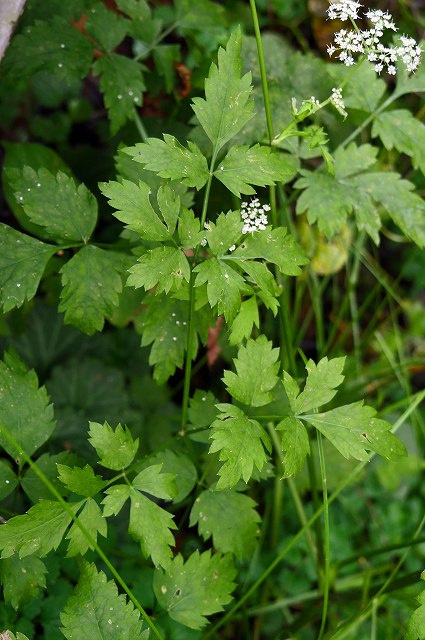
left=326, top=0, right=422, bottom=75
left=240, top=198, right=271, bottom=234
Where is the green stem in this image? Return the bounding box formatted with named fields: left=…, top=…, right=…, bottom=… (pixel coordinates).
left=249, top=0, right=274, bottom=142
left=316, top=432, right=330, bottom=640
left=348, top=232, right=365, bottom=376
left=134, top=110, right=149, bottom=142
left=0, top=424, right=164, bottom=640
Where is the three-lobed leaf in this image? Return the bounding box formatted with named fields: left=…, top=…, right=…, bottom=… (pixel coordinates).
left=88, top=421, right=139, bottom=470
left=65, top=499, right=107, bottom=557
left=57, top=464, right=107, bottom=498
left=194, top=258, right=250, bottom=323
left=127, top=246, right=190, bottom=294
left=233, top=226, right=308, bottom=275
left=293, top=356, right=346, bottom=414
left=276, top=416, right=310, bottom=478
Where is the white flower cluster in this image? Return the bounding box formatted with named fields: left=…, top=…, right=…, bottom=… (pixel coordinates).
left=330, top=87, right=345, bottom=111
left=240, top=198, right=270, bottom=234
left=326, top=1, right=422, bottom=75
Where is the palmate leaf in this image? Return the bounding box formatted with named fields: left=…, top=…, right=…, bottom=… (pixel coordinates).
left=210, top=404, right=271, bottom=489
left=190, top=489, right=260, bottom=560
left=276, top=416, right=310, bottom=478
left=233, top=226, right=308, bottom=275
left=59, top=246, right=123, bottom=334
left=214, top=144, right=298, bottom=197
left=153, top=550, right=236, bottom=629
left=294, top=356, right=346, bottom=414
left=127, top=246, right=190, bottom=294
left=304, top=402, right=407, bottom=461
left=11, top=167, right=98, bottom=243
left=0, top=224, right=56, bottom=312
left=61, top=560, right=145, bottom=640
left=194, top=258, right=251, bottom=323
left=65, top=499, right=107, bottom=557
left=88, top=421, right=139, bottom=471
left=124, top=136, right=209, bottom=190
left=372, top=109, right=425, bottom=174
left=93, top=54, right=145, bottom=134
left=0, top=351, right=55, bottom=460
left=223, top=336, right=280, bottom=407
left=0, top=555, right=47, bottom=610
left=99, top=179, right=171, bottom=241
left=192, top=28, right=253, bottom=154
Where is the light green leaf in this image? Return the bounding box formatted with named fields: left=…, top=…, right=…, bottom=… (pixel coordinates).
left=282, top=370, right=300, bottom=411
left=157, top=184, right=180, bottom=235
left=223, top=336, right=280, bottom=407
left=57, top=464, right=106, bottom=498
left=328, top=61, right=386, bottom=113
left=124, top=136, right=209, bottom=190
left=0, top=500, right=73, bottom=559
left=178, top=208, right=204, bottom=249
left=153, top=550, right=236, bottom=629
left=229, top=296, right=260, bottom=345
left=0, top=351, right=55, bottom=459
left=12, top=167, right=97, bottom=243
left=99, top=179, right=171, bottom=241
left=294, top=356, right=346, bottom=414
left=21, top=452, right=79, bottom=503
left=372, top=110, right=425, bottom=175
left=0, top=224, right=56, bottom=312
left=127, top=246, right=190, bottom=294
left=233, top=226, right=308, bottom=275
left=85, top=3, right=128, bottom=52
left=102, top=484, right=131, bottom=517
left=66, top=498, right=107, bottom=557
left=88, top=421, right=139, bottom=470
left=93, top=54, right=145, bottom=134
left=192, top=28, right=253, bottom=153
left=215, top=144, right=298, bottom=197
left=0, top=460, right=18, bottom=500
left=139, top=450, right=197, bottom=503
left=194, top=258, right=250, bottom=323
left=210, top=408, right=271, bottom=489
left=0, top=555, right=47, bottom=610
left=406, top=570, right=425, bottom=640
left=236, top=260, right=279, bottom=314
left=276, top=416, right=310, bottom=478
left=204, top=210, right=242, bottom=256
left=304, top=401, right=407, bottom=461
left=59, top=246, right=123, bottom=334
left=190, top=489, right=260, bottom=560
left=334, top=143, right=378, bottom=179
left=2, top=17, right=93, bottom=82
left=61, top=560, right=145, bottom=639
left=129, top=489, right=177, bottom=568
left=132, top=464, right=177, bottom=500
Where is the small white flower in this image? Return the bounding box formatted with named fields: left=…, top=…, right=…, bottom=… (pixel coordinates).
left=240, top=198, right=270, bottom=234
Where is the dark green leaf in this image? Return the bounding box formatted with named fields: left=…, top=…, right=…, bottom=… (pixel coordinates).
left=203, top=210, right=242, bottom=256
left=194, top=258, right=250, bottom=323
left=178, top=208, right=204, bottom=249
left=190, top=489, right=260, bottom=560
left=0, top=555, right=47, bottom=610
left=85, top=3, right=128, bottom=52
left=57, top=464, right=106, bottom=498
left=124, top=136, right=209, bottom=190
left=153, top=550, right=236, bottom=629
left=372, top=109, right=425, bottom=174
left=59, top=246, right=123, bottom=334
left=21, top=452, right=79, bottom=503
left=236, top=260, right=279, bottom=314
left=152, top=44, right=180, bottom=93
left=276, top=416, right=310, bottom=478
left=61, top=560, right=145, bottom=639
left=65, top=499, right=107, bottom=557
left=127, top=246, right=190, bottom=294
left=0, top=460, right=18, bottom=500
left=0, top=225, right=56, bottom=312
left=88, top=421, right=139, bottom=471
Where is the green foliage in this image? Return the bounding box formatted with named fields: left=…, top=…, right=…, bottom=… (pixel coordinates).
left=88, top=422, right=139, bottom=471
left=406, top=571, right=425, bottom=640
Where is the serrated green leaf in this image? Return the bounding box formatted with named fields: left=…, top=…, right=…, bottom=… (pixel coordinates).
left=372, top=109, right=425, bottom=174
left=2, top=17, right=93, bottom=81
left=85, top=3, right=128, bottom=52
left=0, top=225, right=56, bottom=312
left=99, top=179, right=171, bottom=241
left=153, top=550, right=236, bottom=629
left=215, top=144, right=298, bottom=197
left=93, top=54, right=145, bottom=134
left=276, top=417, right=310, bottom=478
left=233, top=226, right=308, bottom=275
left=157, top=184, right=180, bottom=235
left=124, top=136, right=209, bottom=190
left=178, top=208, right=204, bottom=249
left=294, top=356, right=346, bottom=414
left=236, top=260, right=279, bottom=314
left=127, top=246, right=190, bottom=294
left=0, top=555, right=47, bottom=610
left=229, top=296, right=260, bottom=345
left=129, top=489, right=177, bottom=568
left=0, top=460, right=18, bottom=500
left=11, top=167, right=97, bottom=243
left=0, top=501, right=74, bottom=559
left=204, top=210, right=243, bottom=256
left=194, top=258, right=250, bottom=323
left=0, top=352, right=55, bottom=459
left=102, top=484, right=131, bottom=517
left=210, top=411, right=271, bottom=489
left=334, top=143, right=378, bottom=180
left=192, top=28, right=253, bottom=153
left=65, top=498, right=107, bottom=557
left=139, top=450, right=197, bottom=503
left=176, top=0, right=226, bottom=30
left=190, top=489, right=260, bottom=560
left=223, top=336, right=280, bottom=407
left=59, top=246, right=123, bottom=334
left=60, top=560, right=145, bottom=639
left=21, top=452, right=79, bottom=503
left=406, top=571, right=425, bottom=640
left=57, top=464, right=106, bottom=498
left=132, top=464, right=177, bottom=500
left=88, top=421, right=139, bottom=470
left=304, top=401, right=407, bottom=461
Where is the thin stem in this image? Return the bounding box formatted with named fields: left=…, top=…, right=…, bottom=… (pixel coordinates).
left=0, top=424, right=164, bottom=640
left=316, top=432, right=330, bottom=640
left=134, top=110, right=149, bottom=142
left=249, top=0, right=274, bottom=142
left=347, top=232, right=365, bottom=376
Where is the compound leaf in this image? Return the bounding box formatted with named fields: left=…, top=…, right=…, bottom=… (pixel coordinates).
left=61, top=560, right=145, bottom=639
left=294, top=356, right=346, bottom=414
left=190, top=489, right=260, bottom=560
left=124, top=136, right=209, bottom=190
left=276, top=416, right=310, bottom=478
left=59, top=246, right=123, bottom=334
left=192, top=28, right=253, bottom=153
left=127, top=246, right=190, bottom=294
left=65, top=499, right=107, bottom=557
left=215, top=144, right=298, bottom=197
left=88, top=421, right=139, bottom=471
left=57, top=464, right=107, bottom=498
left=223, top=336, right=280, bottom=407
left=0, top=224, right=56, bottom=312
left=153, top=550, right=236, bottom=629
